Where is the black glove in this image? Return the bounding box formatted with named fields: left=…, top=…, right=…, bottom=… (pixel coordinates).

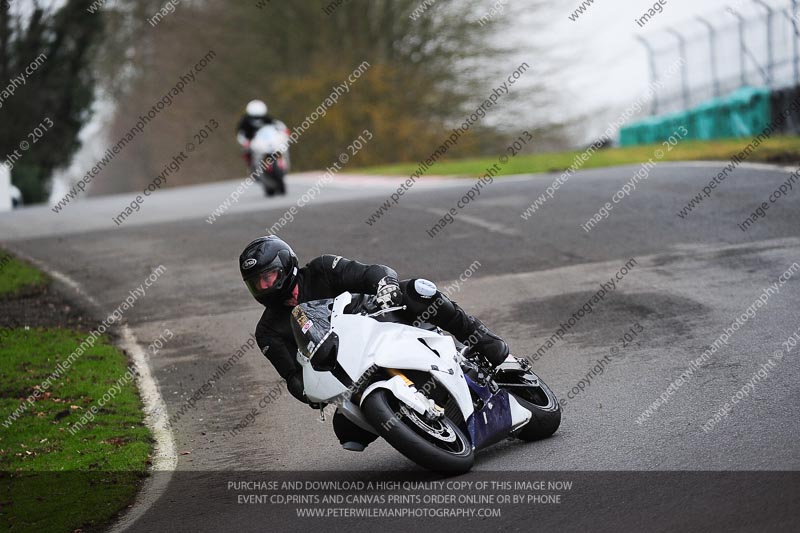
left=286, top=372, right=308, bottom=403
left=376, top=276, right=402, bottom=310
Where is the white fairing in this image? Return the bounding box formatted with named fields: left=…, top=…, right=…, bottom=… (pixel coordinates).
left=497, top=354, right=534, bottom=428
left=508, top=395, right=533, bottom=428
left=300, top=357, right=348, bottom=402
left=299, top=292, right=474, bottom=424
left=251, top=123, right=290, bottom=157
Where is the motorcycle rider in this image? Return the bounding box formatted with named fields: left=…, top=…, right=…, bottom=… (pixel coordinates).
left=237, top=100, right=280, bottom=168
left=239, top=235, right=510, bottom=452
left=237, top=100, right=276, bottom=143
left=237, top=100, right=291, bottom=196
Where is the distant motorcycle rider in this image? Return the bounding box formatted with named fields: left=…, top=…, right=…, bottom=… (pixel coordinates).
left=237, top=100, right=276, bottom=144
left=237, top=100, right=286, bottom=167
left=239, top=235, right=510, bottom=452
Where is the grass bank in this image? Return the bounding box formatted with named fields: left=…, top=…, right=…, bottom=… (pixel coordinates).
left=357, top=136, right=800, bottom=178
left=0, top=250, right=151, bottom=532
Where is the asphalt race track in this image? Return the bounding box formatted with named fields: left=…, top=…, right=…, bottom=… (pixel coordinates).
left=2, top=162, right=799, bottom=531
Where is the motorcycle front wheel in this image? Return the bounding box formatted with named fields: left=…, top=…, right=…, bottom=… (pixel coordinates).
left=362, top=389, right=474, bottom=474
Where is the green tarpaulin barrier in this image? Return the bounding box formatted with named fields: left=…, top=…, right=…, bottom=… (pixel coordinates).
left=619, top=86, right=773, bottom=146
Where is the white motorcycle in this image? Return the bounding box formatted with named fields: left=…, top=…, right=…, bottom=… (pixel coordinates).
left=241, top=122, right=291, bottom=196
left=291, top=292, right=561, bottom=474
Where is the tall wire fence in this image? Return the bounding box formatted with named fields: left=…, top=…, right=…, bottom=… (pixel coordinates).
left=640, top=0, right=799, bottom=115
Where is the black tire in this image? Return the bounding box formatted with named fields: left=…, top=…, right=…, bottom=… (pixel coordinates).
left=275, top=173, right=286, bottom=195
left=362, top=389, right=474, bottom=474
left=269, top=162, right=286, bottom=195
left=261, top=176, right=275, bottom=197
left=499, top=371, right=561, bottom=441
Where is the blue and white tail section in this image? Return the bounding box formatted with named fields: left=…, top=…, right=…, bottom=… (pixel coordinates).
left=464, top=376, right=532, bottom=449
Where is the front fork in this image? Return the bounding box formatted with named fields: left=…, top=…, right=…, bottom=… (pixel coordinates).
left=361, top=374, right=446, bottom=422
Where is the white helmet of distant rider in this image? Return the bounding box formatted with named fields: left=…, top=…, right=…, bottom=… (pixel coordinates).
left=246, top=100, right=268, bottom=117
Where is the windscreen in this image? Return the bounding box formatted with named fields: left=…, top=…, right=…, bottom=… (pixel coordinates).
left=290, top=299, right=334, bottom=358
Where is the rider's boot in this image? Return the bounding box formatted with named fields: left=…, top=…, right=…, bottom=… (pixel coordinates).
left=333, top=409, right=378, bottom=452
left=463, top=316, right=509, bottom=369
left=400, top=279, right=509, bottom=369
left=443, top=302, right=509, bottom=369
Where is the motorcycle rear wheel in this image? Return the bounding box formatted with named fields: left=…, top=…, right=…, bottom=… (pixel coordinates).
left=498, top=370, right=561, bottom=441
left=362, top=389, right=474, bottom=474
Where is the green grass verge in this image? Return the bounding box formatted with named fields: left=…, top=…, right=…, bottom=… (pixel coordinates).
left=0, top=314, right=151, bottom=530
left=357, top=136, right=800, bottom=178
left=0, top=253, right=48, bottom=296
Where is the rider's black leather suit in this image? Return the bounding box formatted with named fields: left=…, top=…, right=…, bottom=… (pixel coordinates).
left=237, top=114, right=277, bottom=141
